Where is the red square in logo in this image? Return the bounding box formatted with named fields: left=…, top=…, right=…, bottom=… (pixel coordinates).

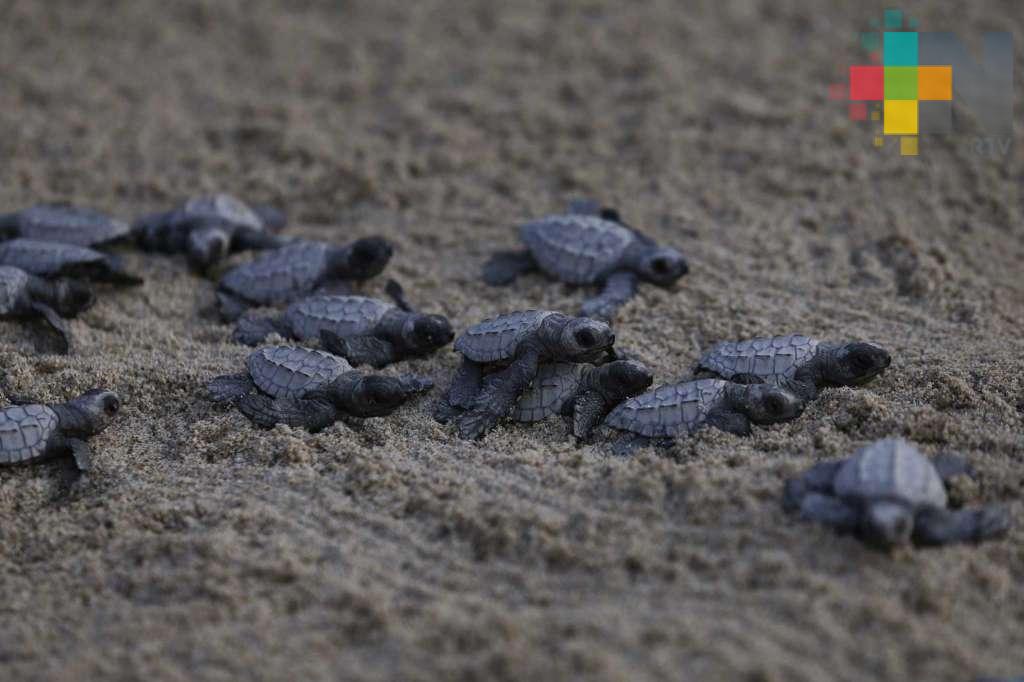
left=850, top=66, right=884, bottom=100
left=849, top=102, right=867, bottom=120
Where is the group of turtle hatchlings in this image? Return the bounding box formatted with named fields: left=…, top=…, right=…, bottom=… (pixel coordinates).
left=0, top=196, right=1013, bottom=550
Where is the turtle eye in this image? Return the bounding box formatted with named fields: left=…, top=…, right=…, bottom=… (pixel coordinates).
left=103, top=397, right=120, bottom=415
left=599, top=208, right=621, bottom=222
left=651, top=258, right=671, bottom=275
left=575, top=328, right=596, bottom=348
left=765, top=395, right=785, bottom=415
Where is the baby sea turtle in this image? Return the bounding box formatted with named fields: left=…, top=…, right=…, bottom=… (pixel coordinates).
left=505, top=359, right=654, bottom=440
left=207, top=345, right=433, bottom=432
left=0, top=389, right=121, bottom=471
left=783, top=438, right=1011, bottom=548
left=0, top=239, right=142, bottom=285
left=435, top=310, right=616, bottom=440
left=693, top=334, right=891, bottom=400
left=233, top=281, right=454, bottom=367
left=134, top=194, right=289, bottom=272
left=482, top=201, right=688, bottom=320
left=215, top=238, right=393, bottom=322
left=604, top=378, right=804, bottom=455
left=0, top=204, right=131, bottom=247
left=0, top=266, right=95, bottom=353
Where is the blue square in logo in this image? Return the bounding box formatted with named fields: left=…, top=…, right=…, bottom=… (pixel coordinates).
left=884, top=32, right=918, bottom=66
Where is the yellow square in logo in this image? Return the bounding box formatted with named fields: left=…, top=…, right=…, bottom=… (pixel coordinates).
left=884, top=100, right=918, bottom=135
left=900, top=136, right=918, bottom=156
left=874, top=135, right=884, bottom=147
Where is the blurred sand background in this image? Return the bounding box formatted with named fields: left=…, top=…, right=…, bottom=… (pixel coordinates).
left=0, top=1, right=1022, bottom=680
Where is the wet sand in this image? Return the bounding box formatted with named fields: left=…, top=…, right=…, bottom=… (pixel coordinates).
left=0, top=1, right=1022, bottom=680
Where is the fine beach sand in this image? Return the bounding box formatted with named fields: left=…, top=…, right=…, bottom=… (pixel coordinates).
left=1, top=1, right=1022, bottom=680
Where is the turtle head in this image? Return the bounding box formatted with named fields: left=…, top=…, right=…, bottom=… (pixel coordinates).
left=559, top=317, right=616, bottom=361
left=344, top=375, right=411, bottom=418
left=65, top=388, right=121, bottom=436
left=404, top=314, right=455, bottom=355
left=639, top=247, right=688, bottom=286
left=599, top=359, right=654, bottom=402
left=742, top=384, right=804, bottom=425
left=53, top=278, right=96, bottom=317
left=186, top=223, right=232, bottom=272
left=828, top=342, right=891, bottom=386
left=335, top=237, right=393, bottom=281
left=863, top=500, right=914, bottom=548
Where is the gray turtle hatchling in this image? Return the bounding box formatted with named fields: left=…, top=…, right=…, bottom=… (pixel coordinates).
left=134, top=194, right=289, bottom=272
left=207, top=345, right=433, bottom=432
left=215, top=238, right=393, bottom=322
left=783, top=438, right=1011, bottom=548
left=693, top=334, right=891, bottom=400
left=0, top=238, right=142, bottom=285
left=505, top=359, right=654, bottom=440
left=233, top=280, right=454, bottom=367
left=0, top=388, right=121, bottom=471
left=0, top=266, right=95, bottom=353
left=0, top=204, right=131, bottom=247
left=435, top=310, right=617, bottom=440
left=603, top=378, right=804, bottom=455
left=482, top=201, right=688, bottom=321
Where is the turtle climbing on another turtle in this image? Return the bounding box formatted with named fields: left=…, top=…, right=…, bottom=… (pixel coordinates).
left=434, top=309, right=617, bottom=440
left=693, top=334, right=891, bottom=400
left=482, top=200, right=688, bottom=320
left=0, top=239, right=142, bottom=285
left=133, top=193, right=289, bottom=272
left=207, top=345, right=433, bottom=432
left=503, top=359, right=654, bottom=441
left=0, top=388, right=121, bottom=471
left=0, top=204, right=131, bottom=247
left=782, top=438, right=1011, bottom=548
left=233, top=280, right=454, bottom=368
left=215, top=238, right=393, bottom=322
left=0, top=266, right=95, bottom=353
left=603, top=378, right=804, bottom=455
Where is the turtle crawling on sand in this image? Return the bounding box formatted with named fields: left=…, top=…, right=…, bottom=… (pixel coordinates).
left=0, top=266, right=94, bottom=353
left=233, top=280, right=454, bottom=368
left=208, top=345, right=433, bottom=432
left=0, top=388, right=121, bottom=471
left=0, top=204, right=131, bottom=247
left=0, top=238, right=142, bottom=285
left=434, top=309, right=616, bottom=440
left=603, top=378, right=804, bottom=455
left=783, top=438, right=1011, bottom=548
left=134, top=194, right=288, bottom=272
left=693, top=334, right=891, bottom=400
left=482, top=200, right=688, bottom=321
left=504, top=359, right=653, bottom=440
left=215, top=238, right=393, bottom=322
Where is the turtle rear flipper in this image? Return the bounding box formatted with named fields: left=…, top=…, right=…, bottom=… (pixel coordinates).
left=580, top=271, right=638, bottom=322
left=913, top=505, right=1011, bottom=546
left=238, top=394, right=338, bottom=432
left=232, top=226, right=290, bottom=252
left=320, top=330, right=395, bottom=368
left=92, top=255, right=143, bottom=286
left=216, top=291, right=250, bottom=322
left=31, top=302, right=72, bottom=354
left=208, top=372, right=257, bottom=403
left=233, top=315, right=286, bottom=346
left=798, top=492, right=859, bottom=533
left=252, top=205, right=287, bottom=232
left=482, top=250, right=536, bottom=286
left=782, top=459, right=843, bottom=512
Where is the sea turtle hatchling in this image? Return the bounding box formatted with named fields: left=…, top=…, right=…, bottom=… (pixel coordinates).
left=0, top=266, right=95, bottom=353
left=215, top=238, right=393, bottom=322
left=693, top=334, right=891, bottom=400
left=783, top=438, right=1011, bottom=548
left=233, top=280, right=454, bottom=367
left=0, top=388, right=121, bottom=471
left=435, top=309, right=616, bottom=440
left=504, top=359, right=654, bottom=440
left=0, top=239, right=142, bottom=285
left=0, top=204, right=131, bottom=247
left=133, top=194, right=289, bottom=272
left=482, top=200, right=688, bottom=320
left=207, top=345, right=433, bottom=432
left=603, top=378, right=804, bottom=455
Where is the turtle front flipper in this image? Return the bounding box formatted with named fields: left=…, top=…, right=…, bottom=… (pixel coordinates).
left=457, top=351, right=540, bottom=440
left=572, top=390, right=607, bottom=441
left=797, top=493, right=859, bottom=533
left=231, top=226, right=290, bottom=253
left=320, top=330, right=396, bottom=368
left=384, top=279, right=413, bottom=312
left=208, top=372, right=257, bottom=403
left=96, top=255, right=143, bottom=286
left=932, top=452, right=975, bottom=485
left=482, top=250, right=537, bottom=286
left=781, top=459, right=843, bottom=512
left=705, top=408, right=752, bottom=436
left=31, top=302, right=72, bottom=354
left=396, top=374, right=434, bottom=396
left=233, top=314, right=288, bottom=346
left=913, top=505, right=1011, bottom=546
left=610, top=432, right=673, bottom=456
left=67, top=438, right=92, bottom=472
left=216, top=291, right=250, bottom=323
left=580, top=271, right=638, bottom=322
left=238, top=394, right=339, bottom=432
